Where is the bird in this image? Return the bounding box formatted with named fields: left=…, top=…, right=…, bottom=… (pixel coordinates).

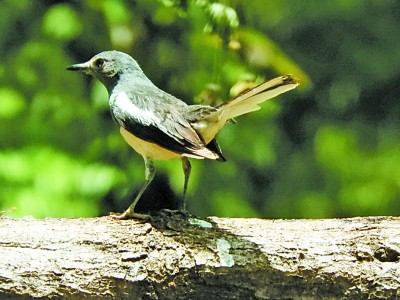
left=67, top=50, right=299, bottom=219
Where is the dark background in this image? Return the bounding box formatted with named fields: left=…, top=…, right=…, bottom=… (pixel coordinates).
left=1, top=0, right=399, bottom=218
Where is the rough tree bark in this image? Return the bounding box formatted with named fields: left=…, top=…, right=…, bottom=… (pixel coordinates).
left=0, top=215, right=399, bottom=299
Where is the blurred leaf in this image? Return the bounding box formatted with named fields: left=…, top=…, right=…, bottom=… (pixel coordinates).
left=0, top=147, right=125, bottom=218
left=42, top=4, right=82, bottom=40
left=153, top=5, right=179, bottom=25
left=90, top=81, right=109, bottom=110
left=237, top=28, right=310, bottom=88
left=328, top=78, right=360, bottom=111
left=211, top=191, right=259, bottom=218
left=101, top=0, right=130, bottom=24
left=0, top=87, right=26, bottom=118
left=297, top=193, right=333, bottom=218
left=207, top=3, right=239, bottom=29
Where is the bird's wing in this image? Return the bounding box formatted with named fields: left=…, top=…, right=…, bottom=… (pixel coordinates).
left=110, top=90, right=219, bottom=159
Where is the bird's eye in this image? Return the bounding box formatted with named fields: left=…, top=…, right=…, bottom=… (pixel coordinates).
left=94, top=58, right=105, bottom=68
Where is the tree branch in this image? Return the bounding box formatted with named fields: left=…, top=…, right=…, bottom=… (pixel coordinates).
left=1, top=216, right=399, bottom=299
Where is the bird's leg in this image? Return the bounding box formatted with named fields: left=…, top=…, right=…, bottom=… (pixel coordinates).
left=180, top=157, right=191, bottom=212
left=113, top=157, right=155, bottom=220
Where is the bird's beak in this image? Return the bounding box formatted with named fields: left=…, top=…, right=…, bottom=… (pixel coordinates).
left=66, top=61, right=91, bottom=74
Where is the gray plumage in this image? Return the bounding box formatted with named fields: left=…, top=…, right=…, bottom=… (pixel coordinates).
left=67, top=50, right=299, bottom=219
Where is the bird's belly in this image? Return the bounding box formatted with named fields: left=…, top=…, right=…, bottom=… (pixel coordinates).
left=120, top=127, right=181, bottom=160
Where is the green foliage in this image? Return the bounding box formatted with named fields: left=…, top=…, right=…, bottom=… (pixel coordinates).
left=42, top=4, right=82, bottom=40
left=0, top=0, right=399, bottom=218
left=0, top=147, right=124, bottom=217
left=0, top=88, right=26, bottom=118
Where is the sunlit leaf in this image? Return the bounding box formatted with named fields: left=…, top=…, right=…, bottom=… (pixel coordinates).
left=0, top=87, right=26, bottom=118
left=42, top=4, right=82, bottom=40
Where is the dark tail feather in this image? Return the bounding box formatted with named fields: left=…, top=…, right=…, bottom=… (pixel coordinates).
left=207, top=139, right=226, bottom=162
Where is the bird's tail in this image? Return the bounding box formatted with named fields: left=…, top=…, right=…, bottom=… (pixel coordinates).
left=217, top=75, right=299, bottom=122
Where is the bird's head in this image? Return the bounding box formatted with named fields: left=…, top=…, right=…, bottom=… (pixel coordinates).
left=67, top=50, right=143, bottom=91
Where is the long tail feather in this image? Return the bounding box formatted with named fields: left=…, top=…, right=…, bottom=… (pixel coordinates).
left=218, top=75, right=299, bottom=121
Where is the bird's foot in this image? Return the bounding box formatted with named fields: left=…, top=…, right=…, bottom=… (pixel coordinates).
left=110, top=208, right=151, bottom=221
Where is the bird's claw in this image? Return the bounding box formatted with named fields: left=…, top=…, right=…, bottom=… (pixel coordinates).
left=110, top=210, right=151, bottom=221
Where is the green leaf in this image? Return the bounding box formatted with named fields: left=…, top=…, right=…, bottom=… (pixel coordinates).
left=42, top=4, right=82, bottom=40
left=0, top=87, right=26, bottom=118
